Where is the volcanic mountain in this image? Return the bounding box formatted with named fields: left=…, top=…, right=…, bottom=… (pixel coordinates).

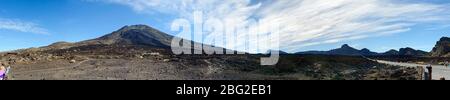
left=382, top=49, right=400, bottom=55
left=41, top=25, right=175, bottom=51
left=430, top=37, right=450, bottom=57
left=398, top=47, right=429, bottom=56
left=294, top=43, right=436, bottom=57
left=80, top=25, right=173, bottom=48
left=296, top=44, right=379, bottom=56
left=328, top=44, right=362, bottom=55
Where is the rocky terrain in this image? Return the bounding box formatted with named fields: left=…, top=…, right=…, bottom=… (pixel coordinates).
left=293, top=36, right=450, bottom=57
left=0, top=25, right=423, bottom=80
left=296, top=44, right=430, bottom=57
left=2, top=50, right=421, bottom=80
left=398, top=47, right=429, bottom=56
left=431, top=37, right=450, bottom=57
left=368, top=37, right=450, bottom=65
left=296, top=44, right=372, bottom=56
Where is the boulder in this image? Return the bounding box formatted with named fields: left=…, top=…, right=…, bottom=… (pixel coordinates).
left=70, top=60, right=76, bottom=63
left=163, top=59, right=170, bottom=62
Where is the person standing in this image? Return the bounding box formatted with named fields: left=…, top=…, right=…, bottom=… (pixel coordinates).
left=426, top=64, right=432, bottom=80
left=0, top=66, right=6, bottom=80
left=445, top=61, right=449, bottom=68
left=0, top=61, right=11, bottom=80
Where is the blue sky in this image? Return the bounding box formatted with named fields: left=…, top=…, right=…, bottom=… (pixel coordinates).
left=0, top=0, right=449, bottom=53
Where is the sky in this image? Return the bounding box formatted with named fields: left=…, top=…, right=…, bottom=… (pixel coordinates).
left=0, top=0, right=449, bottom=53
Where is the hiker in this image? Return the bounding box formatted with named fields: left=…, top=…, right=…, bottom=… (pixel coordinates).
left=426, top=64, right=432, bottom=80
left=0, top=66, right=6, bottom=80
left=0, top=61, right=11, bottom=80
left=445, top=61, right=449, bottom=68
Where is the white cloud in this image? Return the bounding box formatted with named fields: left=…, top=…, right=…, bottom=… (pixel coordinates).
left=0, top=18, right=49, bottom=34
left=425, top=24, right=450, bottom=31
left=103, top=0, right=450, bottom=53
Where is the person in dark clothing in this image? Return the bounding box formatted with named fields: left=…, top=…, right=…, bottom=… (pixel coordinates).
left=426, top=64, right=432, bottom=80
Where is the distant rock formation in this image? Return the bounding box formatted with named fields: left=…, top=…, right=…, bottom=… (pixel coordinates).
left=85, top=25, right=174, bottom=48
left=296, top=44, right=430, bottom=56
left=430, top=37, right=450, bottom=57
left=265, top=50, right=289, bottom=54
left=296, top=44, right=378, bottom=56
left=359, top=48, right=379, bottom=56
left=398, top=47, right=428, bottom=56
left=328, top=44, right=362, bottom=56
left=382, top=49, right=399, bottom=55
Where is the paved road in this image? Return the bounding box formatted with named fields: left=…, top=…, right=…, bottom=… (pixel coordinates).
left=374, top=59, right=450, bottom=80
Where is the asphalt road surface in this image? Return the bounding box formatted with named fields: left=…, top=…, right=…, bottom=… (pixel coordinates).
left=375, top=60, right=450, bottom=80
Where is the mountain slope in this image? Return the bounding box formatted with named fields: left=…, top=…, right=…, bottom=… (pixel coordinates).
left=328, top=44, right=362, bottom=55
left=295, top=44, right=434, bottom=57
left=34, top=24, right=232, bottom=55
left=431, top=37, right=450, bottom=57
left=81, top=25, right=173, bottom=48
left=296, top=44, right=379, bottom=56
left=398, top=47, right=428, bottom=56
left=382, top=49, right=399, bottom=55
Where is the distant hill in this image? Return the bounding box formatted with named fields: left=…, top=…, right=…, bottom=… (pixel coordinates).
left=296, top=44, right=379, bottom=56
left=398, top=47, right=429, bottom=56
left=296, top=44, right=431, bottom=57
left=431, top=37, right=450, bottom=57
left=382, top=49, right=399, bottom=55
left=328, top=44, right=364, bottom=56
left=360, top=48, right=379, bottom=56
left=265, top=50, right=289, bottom=54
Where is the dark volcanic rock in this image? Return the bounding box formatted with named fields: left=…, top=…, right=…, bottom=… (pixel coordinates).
left=296, top=44, right=430, bottom=57
left=266, top=50, right=289, bottom=54
left=398, top=47, right=428, bottom=56
left=328, top=44, right=361, bottom=55
left=431, top=37, right=450, bottom=57
left=383, top=49, right=399, bottom=55
left=83, top=25, right=173, bottom=48
left=359, top=48, right=378, bottom=56
left=327, top=44, right=361, bottom=55
left=297, top=44, right=378, bottom=56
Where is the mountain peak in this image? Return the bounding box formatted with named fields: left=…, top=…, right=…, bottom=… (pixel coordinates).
left=265, top=50, right=289, bottom=54
left=341, top=44, right=351, bottom=48
left=387, top=49, right=399, bottom=52
left=361, top=48, right=370, bottom=51
left=402, top=47, right=414, bottom=50
left=383, top=49, right=399, bottom=55
left=439, top=37, right=450, bottom=41
left=82, top=24, right=174, bottom=48
left=119, top=24, right=155, bottom=31
left=431, top=37, right=450, bottom=57
left=399, top=47, right=428, bottom=56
